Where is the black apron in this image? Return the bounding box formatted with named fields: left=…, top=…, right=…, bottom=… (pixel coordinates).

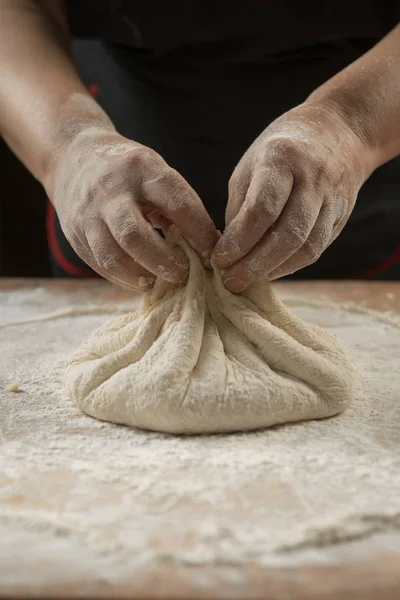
left=48, top=0, right=400, bottom=279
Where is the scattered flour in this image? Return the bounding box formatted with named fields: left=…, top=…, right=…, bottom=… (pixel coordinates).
left=0, top=284, right=400, bottom=576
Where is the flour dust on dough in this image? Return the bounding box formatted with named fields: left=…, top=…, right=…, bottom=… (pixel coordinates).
left=65, top=235, right=357, bottom=434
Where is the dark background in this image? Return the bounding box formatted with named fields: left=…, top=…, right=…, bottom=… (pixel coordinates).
left=0, top=139, right=50, bottom=277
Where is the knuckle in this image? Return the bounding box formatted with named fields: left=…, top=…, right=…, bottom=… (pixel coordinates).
left=126, top=145, right=159, bottom=168
left=267, top=137, right=302, bottom=163
left=124, top=146, right=168, bottom=181
left=95, top=172, right=132, bottom=198
left=145, top=165, right=193, bottom=210
left=311, top=162, right=331, bottom=188
left=260, top=169, right=289, bottom=196
left=115, top=219, right=140, bottom=246
left=159, top=167, right=183, bottom=190
left=79, top=170, right=125, bottom=201
left=306, top=161, right=338, bottom=193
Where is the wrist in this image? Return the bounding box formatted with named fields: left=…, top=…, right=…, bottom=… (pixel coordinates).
left=305, top=91, right=381, bottom=176
left=42, top=93, right=116, bottom=198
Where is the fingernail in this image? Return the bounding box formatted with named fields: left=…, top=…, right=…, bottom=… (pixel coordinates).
left=224, top=276, right=246, bottom=294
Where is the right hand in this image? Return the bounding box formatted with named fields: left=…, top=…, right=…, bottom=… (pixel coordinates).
left=46, top=128, right=219, bottom=291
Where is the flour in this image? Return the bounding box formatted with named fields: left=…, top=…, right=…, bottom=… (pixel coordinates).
left=1, top=283, right=400, bottom=576
left=0, top=304, right=132, bottom=330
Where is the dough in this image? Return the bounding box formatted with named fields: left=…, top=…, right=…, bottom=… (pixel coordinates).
left=7, top=383, right=19, bottom=393
left=65, top=237, right=357, bottom=434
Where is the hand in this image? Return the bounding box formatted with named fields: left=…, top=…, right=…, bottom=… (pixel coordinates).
left=213, top=103, right=376, bottom=292
left=47, top=128, right=219, bottom=291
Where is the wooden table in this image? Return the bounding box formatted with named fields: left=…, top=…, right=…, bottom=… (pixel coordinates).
left=1, top=278, right=399, bottom=311
left=1, top=279, right=400, bottom=600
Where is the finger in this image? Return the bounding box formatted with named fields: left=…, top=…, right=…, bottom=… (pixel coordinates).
left=103, top=195, right=189, bottom=284
left=268, top=201, right=339, bottom=280
left=56, top=224, right=126, bottom=288
left=222, top=187, right=321, bottom=293
left=142, top=167, right=220, bottom=260
left=225, top=157, right=253, bottom=224
left=213, top=164, right=293, bottom=270
left=85, top=221, right=156, bottom=291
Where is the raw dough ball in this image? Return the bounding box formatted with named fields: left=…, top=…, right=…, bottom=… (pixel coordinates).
left=65, top=238, right=357, bottom=434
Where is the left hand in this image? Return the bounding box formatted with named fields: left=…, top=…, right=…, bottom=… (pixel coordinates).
left=212, top=103, right=376, bottom=292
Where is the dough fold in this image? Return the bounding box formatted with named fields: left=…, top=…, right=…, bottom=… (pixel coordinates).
left=65, top=238, right=357, bottom=434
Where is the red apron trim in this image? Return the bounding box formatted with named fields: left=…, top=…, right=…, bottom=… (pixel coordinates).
left=88, top=83, right=99, bottom=99
left=46, top=203, right=96, bottom=278
left=359, top=245, right=400, bottom=279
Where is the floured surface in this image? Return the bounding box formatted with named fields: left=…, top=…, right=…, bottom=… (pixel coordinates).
left=1, top=281, right=400, bottom=590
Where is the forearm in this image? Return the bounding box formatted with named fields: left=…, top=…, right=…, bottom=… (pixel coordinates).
left=0, top=0, right=114, bottom=185
left=306, top=24, right=400, bottom=170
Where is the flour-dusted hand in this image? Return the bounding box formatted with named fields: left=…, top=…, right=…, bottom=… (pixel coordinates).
left=47, top=127, right=219, bottom=291
left=213, top=103, right=376, bottom=292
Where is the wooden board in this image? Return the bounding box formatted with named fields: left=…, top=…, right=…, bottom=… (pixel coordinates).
left=0, top=279, right=400, bottom=600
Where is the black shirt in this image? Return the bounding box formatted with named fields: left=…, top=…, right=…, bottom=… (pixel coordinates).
left=67, top=1, right=399, bottom=60
left=61, top=1, right=400, bottom=277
